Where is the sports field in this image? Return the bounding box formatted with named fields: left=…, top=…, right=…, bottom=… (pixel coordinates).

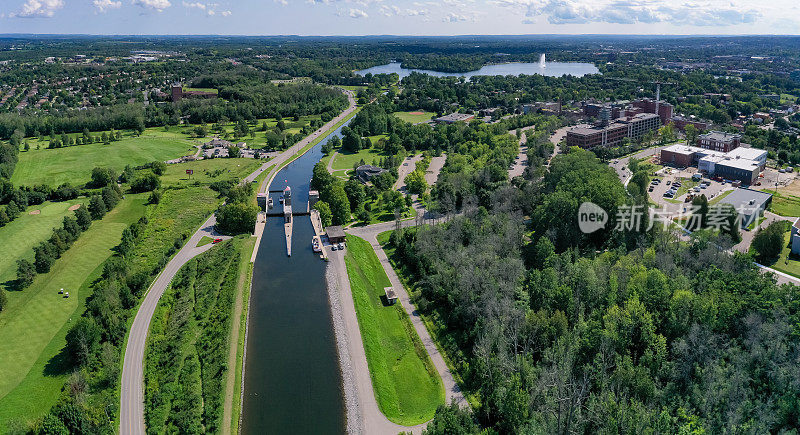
left=392, top=111, right=435, bottom=124
left=0, top=194, right=148, bottom=427
left=11, top=130, right=197, bottom=186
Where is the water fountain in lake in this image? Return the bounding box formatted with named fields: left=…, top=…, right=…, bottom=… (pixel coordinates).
left=540, top=53, right=546, bottom=68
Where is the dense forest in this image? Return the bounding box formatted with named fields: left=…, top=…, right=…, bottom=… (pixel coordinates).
left=384, top=149, right=800, bottom=434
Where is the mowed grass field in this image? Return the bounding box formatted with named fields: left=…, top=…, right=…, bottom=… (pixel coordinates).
left=393, top=111, right=435, bottom=124
left=11, top=130, right=197, bottom=186
left=0, top=199, right=85, bottom=293
left=0, top=194, right=148, bottom=426
left=344, top=235, right=443, bottom=425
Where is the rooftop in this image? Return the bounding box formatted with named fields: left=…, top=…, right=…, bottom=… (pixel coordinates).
left=326, top=225, right=346, bottom=239
left=699, top=130, right=741, bottom=142
left=726, top=147, right=767, bottom=161
left=720, top=188, right=772, bottom=211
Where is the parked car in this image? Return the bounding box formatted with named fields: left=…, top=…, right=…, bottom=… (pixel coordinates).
left=338, top=243, right=345, bottom=250
left=212, top=238, right=223, bottom=244
left=331, top=245, right=338, bottom=251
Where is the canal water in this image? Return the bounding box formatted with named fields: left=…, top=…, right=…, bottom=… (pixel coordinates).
left=241, top=123, right=350, bottom=434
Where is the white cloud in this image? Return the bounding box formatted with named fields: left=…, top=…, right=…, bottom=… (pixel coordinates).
left=182, top=0, right=205, bottom=9
left=517, top=0, right=761, bottom=27
left=442, top=11, right=469, bottom=22
left=94, top=0, right=122, bottom=12
left=273, top=0, right=288, bottom=4
left=379, top=4, right=427, bottom=17
left=220, top=9, right=231, bottom=15
left=132, top=0, right=171, bottom=12
left=10, top=0, right=64, bottom=17
left=349, top=7, right=368, bottom=18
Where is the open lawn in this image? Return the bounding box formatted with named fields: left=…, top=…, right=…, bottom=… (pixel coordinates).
left=161, top=158, right=262, bottom=187
left=392, top=111, right=436, bottom=124
left=330, top=148, right=387, bottom=172
left=0, top=199, right=85, bottom=293
left=0, top=194, right=148, bottom=427
left=344, top=235, right=443, bottom=425
left=12, top=130, right=197, bottom=187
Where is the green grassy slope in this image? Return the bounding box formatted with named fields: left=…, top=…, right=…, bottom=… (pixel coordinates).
left=344, top=235, right=444, bottom=425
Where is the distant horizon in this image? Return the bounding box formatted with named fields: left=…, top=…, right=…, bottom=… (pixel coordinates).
left=1, top=0, right=798, bottom=36
left=1, top=33, right=798, bottom=38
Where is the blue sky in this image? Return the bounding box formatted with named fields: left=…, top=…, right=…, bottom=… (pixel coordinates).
left=1, top=0, right=798, bottom=35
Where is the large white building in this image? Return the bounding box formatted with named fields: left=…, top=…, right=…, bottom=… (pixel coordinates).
left=661, top=144, right=767, bottom=185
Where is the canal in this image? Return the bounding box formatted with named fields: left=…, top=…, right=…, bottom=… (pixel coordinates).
left=240, top=123, right=350, bottom=434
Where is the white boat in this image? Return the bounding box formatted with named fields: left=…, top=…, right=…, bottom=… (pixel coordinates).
left=268, top=197, right=273, bottom=208
left=312, top=236, right=322, bottom=252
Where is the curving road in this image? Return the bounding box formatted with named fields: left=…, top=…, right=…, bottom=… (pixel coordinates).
left=120, top=88, right=357, bottom=435
left=119, top=215, right=232, bottom=435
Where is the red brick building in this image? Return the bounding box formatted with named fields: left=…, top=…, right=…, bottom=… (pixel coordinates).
left=697, top=131, right=741, bottom=152
left=566, top=113, right=661, bottom=149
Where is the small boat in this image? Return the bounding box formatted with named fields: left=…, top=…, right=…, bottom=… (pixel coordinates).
left=312, top=236, right=322, bottom=253
left=279, top=196, right=284, bottom=205
left=268, top=197, right=273, bottom=208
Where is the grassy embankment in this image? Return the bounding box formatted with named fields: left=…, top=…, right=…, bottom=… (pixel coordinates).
left=377, top=230, right=479, bottom=410
left=144, top=235, right=252, bottom=434
left=0, top=194, right=148, bottom=426
left=344, top=234, right=444, bottom=425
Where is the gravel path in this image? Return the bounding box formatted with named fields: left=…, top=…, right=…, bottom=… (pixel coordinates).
left=325, top=262, right=363, bottom=434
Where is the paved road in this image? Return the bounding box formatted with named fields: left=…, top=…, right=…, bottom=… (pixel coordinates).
left=425, top=155, right=446, bottom=186
left=120, top=88, right=357, bottom=435
left=394, top=154, right=423, bottom=192
left=328, top=219, right=467, bottom=434
left=119, top=215, right=231, bottom=435
left=508, top=127, right=531, bottom=178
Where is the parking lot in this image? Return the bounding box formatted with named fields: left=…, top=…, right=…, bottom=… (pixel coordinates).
left=648, top=167, right=734, bottom=211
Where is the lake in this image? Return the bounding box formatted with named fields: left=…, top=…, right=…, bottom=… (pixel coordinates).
left=355, top=61, right=599, bottom=79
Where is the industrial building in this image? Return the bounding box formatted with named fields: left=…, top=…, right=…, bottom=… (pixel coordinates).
left=660, top=144, right=767, bottom=185
left=719, top=188, right=773, bottom=228
left=566, top=113, right=661, bottom=148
